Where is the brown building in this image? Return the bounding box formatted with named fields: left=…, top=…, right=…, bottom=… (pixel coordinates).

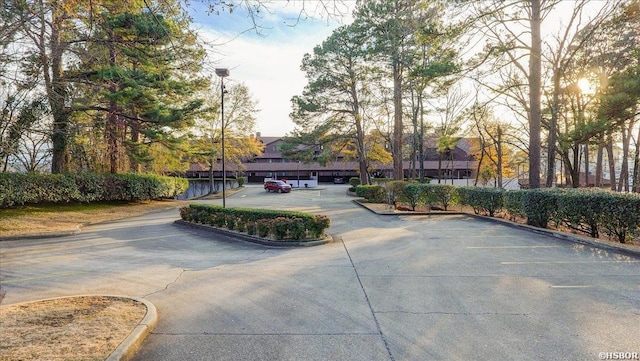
left=187, top=134, right=476, bottom=183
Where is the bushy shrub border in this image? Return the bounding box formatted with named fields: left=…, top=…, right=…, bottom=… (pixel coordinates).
left=456, top=186, right=639, bottom=244
left=402, top=183, right=428, bottom=210
left=1, top=172, right=188, bottom=208
left=180, top=204, right=331, bottom=241
left=457, top=186, right=503, bottom=217
left=357, top=183, right=638, bottom=244
left=355, top=184, right=387, bottom=203
left=429, top=184, right=458, bottom=211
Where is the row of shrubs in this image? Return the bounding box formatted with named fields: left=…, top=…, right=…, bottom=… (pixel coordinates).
left=0, top=172, right=189, bottom=208
left=180, top=204, right=331, bottom=241
left=354, top=182, right=640, bottom=244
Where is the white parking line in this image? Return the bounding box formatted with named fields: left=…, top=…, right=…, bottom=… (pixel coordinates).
left=466, top=246, right=562, bottom=249
left=501, top=261, right=640, bottom=265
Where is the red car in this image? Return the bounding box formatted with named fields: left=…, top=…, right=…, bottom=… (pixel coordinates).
left=264, top=180, right=292, bottom=193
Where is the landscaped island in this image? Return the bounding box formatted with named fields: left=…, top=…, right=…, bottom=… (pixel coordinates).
left=179, top=204, right=331, bottom=245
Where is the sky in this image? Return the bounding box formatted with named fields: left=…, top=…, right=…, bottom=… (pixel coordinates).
left=187, top=1, right=612, bottom=138
left=189, top=1, right=355, bottom=137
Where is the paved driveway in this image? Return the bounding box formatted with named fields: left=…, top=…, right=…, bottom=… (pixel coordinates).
left=1, top=185, right=638, bottom=360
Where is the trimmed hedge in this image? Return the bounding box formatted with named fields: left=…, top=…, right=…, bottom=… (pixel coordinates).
left=386, top=180, right=410, bottom=207
left=459, top=186, right=639, bottom=244
left=355, top=184, right=387, bottom=203
left=458, top=186, right=503, bottom=217
left=522, top=189, right=560, bottom=228
left=429, top=184, right=458, bottom=211
left=503, top=190, right=527, bottom=221
left=403, top=183, right=430, bottom=210
left=1, top=172, right=188, bottom=208
left=599, top=192, right=640, bottom=243
left=181, top=204, right=331, bottom=240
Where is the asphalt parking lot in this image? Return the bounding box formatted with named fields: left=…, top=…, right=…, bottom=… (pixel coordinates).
left=1, top=185, right=639, bottom=360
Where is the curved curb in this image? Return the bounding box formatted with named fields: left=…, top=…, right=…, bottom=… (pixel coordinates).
left=0, top=295, right=157, bottom=361
left=0, top=224, right=83, bottom=241
left=106, top=296, right=157, bottom=361
left=174, top=219, right=331, bottom=247
left=0, top=202, right=187, bottom=242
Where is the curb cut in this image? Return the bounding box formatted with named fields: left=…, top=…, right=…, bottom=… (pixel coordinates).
left=174, top=219, right=331, bottom=247
left=106, top=296, right=157, bottom=361
left=355, top=200, right=640, bottom=259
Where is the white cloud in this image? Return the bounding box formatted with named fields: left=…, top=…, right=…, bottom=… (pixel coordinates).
left=193, top=3, right=353, bottom=136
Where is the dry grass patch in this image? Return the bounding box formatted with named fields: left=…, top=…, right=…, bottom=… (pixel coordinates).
left=0, top=200, right=188, bottom=238
left=0, top=296, right=147, bottom=361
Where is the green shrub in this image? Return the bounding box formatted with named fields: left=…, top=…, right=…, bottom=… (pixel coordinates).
left=236, top=219, right=246, bottom=232
left=349, top=177, right=361, bottom=187
left=403, top=183, right=430, bottom=211
left=212, top=213, right=226, bottom=227
left=503, top=190, right=527, bottom=221
left=310, top=215, right=331, bottom=238
left=182, top=204, right=331, bottom=241
left=522, top=189, right=560, bottom=228
left=272, top=217, right=290, bottom=240
left=599, top=192, right=640, bottom=243
left=246, top=222, right=256, bottom=235
left=179, top=206, right=192, bottom=221
left=386, top=180, right=409, bottom=206
left=236, top=177, right=246, bottom=187
left=196, top=209, right=209, bottom=224
left=0, top=172, right=185, bottom=208
left=225, top=215, right=236, bottom=230
left=289, top=218, right=307, bottom=240
left=555, top=189, right=605, bottom=238
left=458, top=186, right=504, bottom=217
left=430, top=184, right=458, bottom=211
left=257, top=219, right=271, bottom=238
left=355, top=185, right=386, bottom=203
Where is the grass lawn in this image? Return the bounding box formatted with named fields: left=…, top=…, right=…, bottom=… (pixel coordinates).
left=0, top=200, right=188, bottom=238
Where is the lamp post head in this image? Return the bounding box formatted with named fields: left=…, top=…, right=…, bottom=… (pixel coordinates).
left=215, top=68, right=229, bottom=78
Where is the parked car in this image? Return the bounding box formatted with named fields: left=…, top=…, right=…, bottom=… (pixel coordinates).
left=264, top=180, right=292, bottom=193
left=333, top=177, right=345, bottom=184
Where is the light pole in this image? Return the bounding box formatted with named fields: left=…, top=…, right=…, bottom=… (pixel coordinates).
left=216, top=68, right=229, bottom=208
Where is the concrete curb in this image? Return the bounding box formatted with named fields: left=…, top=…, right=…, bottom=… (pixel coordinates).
left=0, top=295, right=157, bottom=361
left=106, top=296, right=157, bottom=361
left=174, top=219, right=331, bottom=247
left=0, top=224, right=83, bottom=241
left=468, top=213, right=640, bottom=259
left=352, top=199, right=466, bottom=216
left=0, top=202, right=186, bottom=242
left=355, top=200, right=640, bottom=259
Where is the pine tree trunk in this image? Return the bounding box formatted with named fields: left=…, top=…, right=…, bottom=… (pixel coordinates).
left=606, top=136, right=617, bottom=191
left=528, top=0, right=542, bottom=189
left=393, top=61, right=403, bottom=180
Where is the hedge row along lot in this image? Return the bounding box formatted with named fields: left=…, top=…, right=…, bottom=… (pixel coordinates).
left=356, top=183, right=640, bottom=244
left=180, top=204, right=331, bottom=241
left=2, top=172, right=636, bottom=245
left=0, top=172, right=188, bottom=207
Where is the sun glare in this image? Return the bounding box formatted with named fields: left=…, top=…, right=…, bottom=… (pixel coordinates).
left=577, top=78, right=594, bottom=94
